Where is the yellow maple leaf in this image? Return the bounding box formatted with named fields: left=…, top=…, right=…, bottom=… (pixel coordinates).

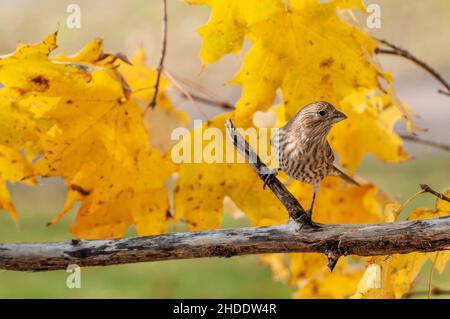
left=289, top=176, right=384, bottom=224
left=53, top=38, right=128, bottom=68
left=329, top=90, right=408, bottom=173
left=295, top=259, right=363, bottom=299
left=0, top=89, right=40, bottom=220
left=187, top=0, right=411, bottom=173
left=192, top=0, right=285, bottom=65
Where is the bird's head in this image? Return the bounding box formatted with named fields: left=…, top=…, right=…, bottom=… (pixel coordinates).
left=291, top=101, right=347, bottom=127
left=301, top=101, right=347, bottom=125
left=284, top=101, right=347, bottom=138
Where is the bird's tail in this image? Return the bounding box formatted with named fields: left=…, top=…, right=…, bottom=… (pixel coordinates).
left=332, top=166, right=360, bottom=186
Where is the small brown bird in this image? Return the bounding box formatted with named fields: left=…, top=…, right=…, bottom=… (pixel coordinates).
left=266, top=101, right=359, bottom=221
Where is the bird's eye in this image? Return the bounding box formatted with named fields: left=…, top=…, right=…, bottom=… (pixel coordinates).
left=318, top=110, right=326, bottom=117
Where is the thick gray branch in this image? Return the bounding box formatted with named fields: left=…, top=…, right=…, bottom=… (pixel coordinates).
left=1, top=217, right=449, bottom=272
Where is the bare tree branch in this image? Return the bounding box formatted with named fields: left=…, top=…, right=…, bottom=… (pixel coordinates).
left=375, top=39, right=450, bottom=97
left=147, top=0, right=168, bottom=110
left=0, top=217, right=449, bottom=272
left=1, top=126, right=449, bottom=273
left=400, top=134, right=450, bottom=152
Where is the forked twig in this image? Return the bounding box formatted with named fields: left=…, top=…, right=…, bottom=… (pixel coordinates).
left=163, top=70, right=209, bottom=120
left=179, top=91, right=235, bottom=110
left=376, top=39, right=450, bottom=97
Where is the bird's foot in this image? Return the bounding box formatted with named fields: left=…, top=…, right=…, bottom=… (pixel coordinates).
left=289, top=211, right=319, bottom=230
left=261, top=168, right=278, bottom=190
left=305, top=208, right=312, bottom=220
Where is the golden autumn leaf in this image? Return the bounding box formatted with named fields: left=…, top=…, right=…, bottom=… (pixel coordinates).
left=328, top=90, right=409, bottom=173
left=295, top=259, right=363, bottom=299
left=192, top=0, right=285, bottom=65
left=53, top=38, right=129, bottom=68
left=0, top=33, right=177, bottom=238
left=188, top=0, right=411, bottom=172
left=0, top=89, right=40, bottom=220
left=288, top=176, right=384, bottom=224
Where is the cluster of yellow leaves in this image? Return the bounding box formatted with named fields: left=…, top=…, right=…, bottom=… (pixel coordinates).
left=0, top=32, right=184, bottom=238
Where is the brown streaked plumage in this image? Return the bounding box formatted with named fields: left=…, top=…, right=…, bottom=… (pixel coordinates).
left=268, top=101, right=359, bottom=221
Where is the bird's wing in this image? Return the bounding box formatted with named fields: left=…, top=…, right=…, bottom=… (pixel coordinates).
left=331, top=166, right=360, bottom=186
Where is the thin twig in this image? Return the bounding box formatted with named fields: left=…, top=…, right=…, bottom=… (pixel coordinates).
left=147, top=0, right=168, bottom=111
left=375, top=39, right=450, bottom=97
left=169, top=73, right=232, bottom=102
left=163, top=70, right=209, bottom=120
left=400, top=135, right=450, bottom=152
left=438, top=89, right=450, bottom=96
left=420, top=184, right=450, bottom=203
left=395, top=188, right=427, bottom=216
left=179, top=90, right=235, bottom=110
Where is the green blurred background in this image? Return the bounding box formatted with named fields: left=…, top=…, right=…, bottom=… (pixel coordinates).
left=0, top=0, right=449, bottom=298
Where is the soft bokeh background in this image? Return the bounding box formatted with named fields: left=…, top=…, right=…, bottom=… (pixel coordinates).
left=0, top=0, right=449, bottom=298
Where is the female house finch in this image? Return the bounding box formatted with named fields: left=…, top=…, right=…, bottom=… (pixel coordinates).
left=266, top=101, right=359, bottom=221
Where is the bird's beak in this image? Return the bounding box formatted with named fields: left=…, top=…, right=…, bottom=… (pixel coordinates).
left=332, top=109, right=347, bottom=122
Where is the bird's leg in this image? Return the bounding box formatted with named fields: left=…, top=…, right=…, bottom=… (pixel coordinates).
left=306, top=184, right=319, bottom=221
left=261, top=167, right=279, bottom=190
